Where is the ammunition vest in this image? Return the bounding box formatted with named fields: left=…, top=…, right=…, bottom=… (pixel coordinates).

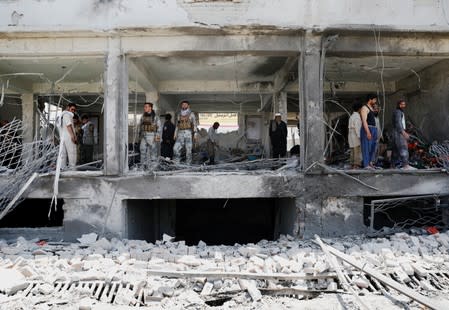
left=178, top=114, right=193, bottom=131
left=141, top=114, right=157, bottom=133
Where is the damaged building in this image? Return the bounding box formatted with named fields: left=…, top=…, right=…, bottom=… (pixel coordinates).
left=1, top=0, right=449, bottom=245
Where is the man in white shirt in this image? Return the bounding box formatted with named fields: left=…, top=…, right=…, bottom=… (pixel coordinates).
left=58, top=103, right=77, bottom=168
left=348, top=102, right=363, bottom=169
left=207, top=122, right=220, bottom=165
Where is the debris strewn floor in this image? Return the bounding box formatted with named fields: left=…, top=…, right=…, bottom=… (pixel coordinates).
left=0, top=231, right=448, bottom=309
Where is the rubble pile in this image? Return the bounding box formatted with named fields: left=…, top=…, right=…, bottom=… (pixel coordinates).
left=0, top=231, right=448, bottom=309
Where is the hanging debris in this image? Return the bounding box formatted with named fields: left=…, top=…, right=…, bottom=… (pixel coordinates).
left=0, top=119, right=58, bottom=220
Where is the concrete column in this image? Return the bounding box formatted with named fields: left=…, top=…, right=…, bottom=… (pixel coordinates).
left=21, top=93, right=34, bottom=143
left=145, top=91, right=160, bottom=112
left=104, top=37, right=128, bottom=175
left=299, top=32, right=324, bottom=169
left=21, top=93, right=35, bottom=165
left=277, top=91, right=287, bottom=122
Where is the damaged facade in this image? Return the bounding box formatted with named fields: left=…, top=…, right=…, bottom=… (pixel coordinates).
left=1, top=0, right=449, bottom=243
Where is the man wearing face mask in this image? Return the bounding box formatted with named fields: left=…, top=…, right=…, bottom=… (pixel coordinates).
left=173, top=100, right=198, bottom=164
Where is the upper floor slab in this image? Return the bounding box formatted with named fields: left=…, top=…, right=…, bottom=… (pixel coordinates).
left=1, top=0, right=449, bottom=34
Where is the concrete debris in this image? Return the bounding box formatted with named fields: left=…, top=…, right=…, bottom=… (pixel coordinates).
left=0, top=231, right=448, bottom=308
left=77, top=233, right=98, bottom=245
left=0, top=267, right=28, bottom=294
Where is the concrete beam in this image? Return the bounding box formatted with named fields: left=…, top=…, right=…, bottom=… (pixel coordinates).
left=128, top=58, right=159, bottom=92
left=0, top=37, right=107, bottom=57
left=33, top=82, right=103, bottom=94
left=159, top=80, right=274, bottom=94
left=273, top=56, right=298, bottom=92
left=123, top=35, right=302, bottom=56
left=257, top=94, right=274, bottom=112
left=323, top=81, right=396, bottom=94
left=328, top=33, right=449, bottom=56
left=1, top=79, right=33, bottom=94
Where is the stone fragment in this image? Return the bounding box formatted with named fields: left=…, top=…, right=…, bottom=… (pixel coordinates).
left=200, top=282, right=213, bottom=295
left=94, top=238, right=113, bottom=251
left=38, top=283, right=54, bottom=295
left=214, top=251, right=224, bottom=262
left=77, top=233, right=98, bottom=245
left=394, top=268, right=410, bottom=283
left=419, top=280, right=435, bottom=291
left=327, top=281, right=338, bottom=291
left=400, top=262, right=414, bottom=276
left=18, top=266, right=36, bottom=278
left=158, top=286, right=175, bottom=297
left=162, top=234, right=175, bottom=243
left=213, top=280, right=223, bottom=290
left=114, top=288, right=136, bottom=305
left=353, top=277, right=369, bottom=289
left=412, top=263, right=428, bottom=277
left=177, top=255, right=201, bottom=267
left=0, top=267, right=29, bottom=294
left=79, top=297, right=95, bottom=310
left=238, top=279, right=261, bottom=301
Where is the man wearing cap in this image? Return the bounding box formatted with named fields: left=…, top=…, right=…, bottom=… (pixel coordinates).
left=207, top=122, right=220, bottom=165
left=173, top=100, right=198, bottom=164
left=269, top=113, right=288, bottom=158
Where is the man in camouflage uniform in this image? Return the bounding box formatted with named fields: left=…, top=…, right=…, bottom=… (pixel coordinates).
left=139, top=102, right=161, bottom=168
left=173, top=100, right=197, bottom=164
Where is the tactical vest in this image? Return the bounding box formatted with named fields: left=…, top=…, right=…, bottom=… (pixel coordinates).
left=178, top=114, right=193, bottom=131
left=141, top=114, right=157, bottom=133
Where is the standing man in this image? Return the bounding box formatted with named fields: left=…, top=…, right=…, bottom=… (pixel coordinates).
left=161, top=113, right=175, bottom=159
left=80, top=114, right=95, bottom=164
left=360, top=94, right=378, bottom=169
left=58, top=103, right=77, bottom=169
left=207, top=122, right=220, bottom=165
left=348, top=101, right=362, bottom=169
left=139, top=102, right=161, bottom=168
left=173, top=100, right=198, bottom=164
left=392, top=99, right=416, bottom=170
left=269, top=113, right=287, bottom=158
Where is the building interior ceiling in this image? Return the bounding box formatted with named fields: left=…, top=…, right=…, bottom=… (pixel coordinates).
left=0, top=54, right=445, bottom=113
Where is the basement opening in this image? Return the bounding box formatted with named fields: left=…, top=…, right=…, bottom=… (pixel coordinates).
left=126, top=198, right=296, bottom=245
left=0, top=199, right=64, bottom=228
left=363, top=195, right=449, bottom=232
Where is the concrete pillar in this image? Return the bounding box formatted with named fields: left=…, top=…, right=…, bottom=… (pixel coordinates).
left=21, top=93, right=36, bottom=165
left=299, top=32, right=324, bottom=169
left=21, top=93, right=34, bottom=143
left=145, top=91, right=159, bottom=112
left=104, top=37, right=128, bottom=175
left=277, top=91, right=288, bottom=122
